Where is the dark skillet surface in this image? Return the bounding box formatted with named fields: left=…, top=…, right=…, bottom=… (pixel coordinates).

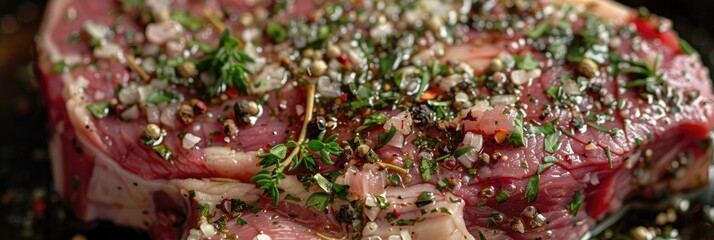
left=0, top=0, right=712, bottom=239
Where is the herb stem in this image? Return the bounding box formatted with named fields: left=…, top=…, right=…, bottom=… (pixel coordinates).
left=315, top=231, right=346, bottom=240
left=125, top=53, right=150, bottom=82
left=203, top=8, right=244, bottom=49
left=377, top=162, right=408, bottom=174
left=203, top=8, right=226, bottom=33
left=276, top=84, right=316, bottom=173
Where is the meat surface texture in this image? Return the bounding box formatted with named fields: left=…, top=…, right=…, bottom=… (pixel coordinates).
left=37, top=0, right=714, bottom=239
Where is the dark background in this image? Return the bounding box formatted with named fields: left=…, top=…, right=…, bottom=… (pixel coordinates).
left=0, top=0, right=713, bottom=239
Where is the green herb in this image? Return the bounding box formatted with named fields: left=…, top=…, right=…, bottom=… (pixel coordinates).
left=306, top=192, right=331, bottom=212
left=397, top=218, right=417, bottom=226
left=544, top=131, right=561, bottom=153
left=606, top=146, right=612, bottom=168
left=526, top=21, right=549, bottom=39
left=586, top=122, right=609, bottom=133
left=436, top=178, right=453, bottom=192
left=152, top=144, right=173, bottom=163
left=380, top=51, right=398, bottom=77
left=508, top=111, right=526, bottom=147
left=567, top=191, right=585, bottom=215
left=545, top=85, right=561, bottom=101
left=537, top=155, right=558, bottom=174
left=452, top=146, right=475, bottom=158
left=196, top=203, right=210, bottom=220
left=621, top=57, right=663, bottom=94
left=566, top=14, right=609, bottom=63
left=266, top=22, right=287, bottom=43
left=51, top=61, right=68, bottom=73
left=87, top=102, right=110, bottom=119
left=525, top=175, right=540, bottom=202
left=355, top=113, right=388, bottom=132
left=679, top=39, right=697, bottom=56
left=438, top=207, right=452, bottom=215
left=487, top=218, right=496, bottom=227
left=515, top=53, right=540, bottom=71
left=496, top=190, right=510, bottom=203
left=375, top=195, right=390, bottom=209
left=415, top=68, right=431, bottom=99
left=198, top=30, right=255, bottom=96
left=250, top=170, right=286, bottom=205
left=386, top=212, right=398, bottom=222
left=119, top=0, right=141, bottom=8
left=531, top=120, right=557, bottom=135
left=419, top=157, right=437, bottom=182
left=305, top=132, right=341, bottom=166
left=388, top=173, right=403, bottom=186
left=375, top=126, right=397, bottom=150
left=415, top=191, right=435, bottom=207
left=146, top=91, right=175, bottom=104
left=252, top=129, right=342, bottom=205
left=478, top=230, right=488, bottom=240
left=404, top=159, right=414, bottom=169
left=171, top=11, right=205, bottom=31
left=236, top=217, right=247, bottom=226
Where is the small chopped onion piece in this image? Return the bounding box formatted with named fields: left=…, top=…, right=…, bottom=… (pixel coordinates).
left=199, top=222, right=216, bottom=237
left=462, top=132, right=484, bottom=151
left=160, top=103, right=180, bottom=129
left=510, top=70, right=528, bottom=85
left=83, top=20, right=108, bottom=40
left=490, top=94, right=517, bottom=106
left=254, top=233, right=272, bottom=240
left=384, top=111, right=413, bottom=135
left=251, top=64, right=287, bottom=94
left=400, top=230, right=412, bottom=240
left=363, top=222, right=379, bottom=236
left=457, top=151, right=477, bottom=168
left=182, top=133, right=201, bottom=149
left=386, top=133, right=405, bottom=148
left=94, top=42, right=124, bottom=60
left=146, top=105, right=160, bottom=124
left=118, top=86, right=140, bottom=105
left=457, top=132, right=483, bottom=168
left=186, top=229, right=201, bottom=240
left=317, top=76, right=342, bottom=98
left=146, top=20, right=184, bottom=45
left=120, top=105, right=140, bottom=120
left=563, top=79, right=581, bottom=96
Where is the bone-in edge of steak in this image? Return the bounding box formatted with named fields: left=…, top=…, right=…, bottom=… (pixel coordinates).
left=37, top=0, right=714, bottom=239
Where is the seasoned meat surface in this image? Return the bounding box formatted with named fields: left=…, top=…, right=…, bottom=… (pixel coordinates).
left=37, top=0, right=714, bottom=239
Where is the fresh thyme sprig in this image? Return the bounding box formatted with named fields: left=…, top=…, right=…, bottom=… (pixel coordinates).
left=198, top=29, right=254, bottom=96
left=250, top=85, right=344, bottom=205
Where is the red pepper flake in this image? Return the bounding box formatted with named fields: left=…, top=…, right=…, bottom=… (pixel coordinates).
left=33, top=200, right=47, bottom=215
left=337, top=53, right=352, bottom=65
left=420, top=91, right=437, bottom=100
left=224, top=87, right=239, bottom=99
left=340, top=93, right=348, bottom=102
left=391, top=209, right=401, bottom=218
left=494, top=129, right=509, bottom=144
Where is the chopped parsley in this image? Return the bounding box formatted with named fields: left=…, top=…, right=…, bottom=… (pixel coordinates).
left=524, top=175, right=540, bottom=202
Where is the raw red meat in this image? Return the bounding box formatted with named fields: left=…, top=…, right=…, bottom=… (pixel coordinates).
left=37, top=0, right=714, bottom=239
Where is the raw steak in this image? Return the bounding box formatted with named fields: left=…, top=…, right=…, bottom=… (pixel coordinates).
left=37, top=0, right=714, bottom=239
